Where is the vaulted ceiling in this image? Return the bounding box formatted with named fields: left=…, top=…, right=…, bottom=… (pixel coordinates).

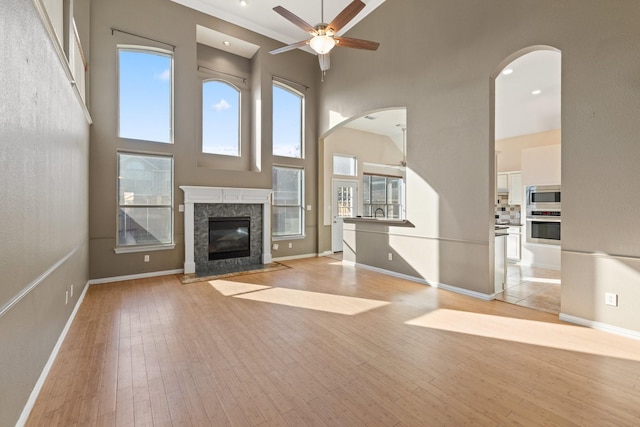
left=176, top=0, right=561, bottom=141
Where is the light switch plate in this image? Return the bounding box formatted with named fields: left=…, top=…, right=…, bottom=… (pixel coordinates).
left=605, top=292, right=618, bottom=307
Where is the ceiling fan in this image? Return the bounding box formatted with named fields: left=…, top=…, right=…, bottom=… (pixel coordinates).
left=269, top=0, right=380, bottom=78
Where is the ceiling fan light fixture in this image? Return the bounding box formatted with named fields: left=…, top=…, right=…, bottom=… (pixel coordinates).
left=309, top=35, right=336, bottom=54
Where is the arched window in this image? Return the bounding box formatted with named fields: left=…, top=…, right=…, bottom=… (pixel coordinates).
left=202, top=80, right=241, bottom=156
left=273, top=82, right=304, bottom=158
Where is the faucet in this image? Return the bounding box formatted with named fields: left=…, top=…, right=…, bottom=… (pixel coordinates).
left=374, top=207, right=385, bottom=218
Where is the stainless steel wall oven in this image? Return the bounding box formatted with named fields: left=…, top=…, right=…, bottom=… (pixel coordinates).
left=526, top=185, right=561, bottom=245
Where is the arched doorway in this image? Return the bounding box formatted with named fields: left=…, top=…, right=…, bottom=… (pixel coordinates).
left=491, top=47, right=562, bottom=314
left=317, top=108, right=407, bottom=254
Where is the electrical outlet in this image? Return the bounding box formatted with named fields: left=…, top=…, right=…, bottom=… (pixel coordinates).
left=605, top=292, right=618, bottom=307
left=272, top=243, right=279, bottom=250
left=70, top=284, right=73, bottom=298
left=144, top=254, right=150, bottom=262
left=65, top=290, right=69, bottom=305
left=388, top=253, right=393, bottom=261
left=288, top=243, right=293, bottom=249
left=178, top=204, right=185, bottom=212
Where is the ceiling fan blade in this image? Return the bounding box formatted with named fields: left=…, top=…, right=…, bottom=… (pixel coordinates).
left=326, top=0, right=366, bottom=34
left=334, top=36, right=379, bottom=51
left=273, top=6, right=317, bottom=34
left=269, top=40, right=310, bottom=55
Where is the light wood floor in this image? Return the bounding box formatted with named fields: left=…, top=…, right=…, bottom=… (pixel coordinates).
left=27, top=256, right=640, bottom=426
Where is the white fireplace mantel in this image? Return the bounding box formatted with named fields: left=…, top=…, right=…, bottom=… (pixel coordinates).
left=180, top=186, right=273, bottom=274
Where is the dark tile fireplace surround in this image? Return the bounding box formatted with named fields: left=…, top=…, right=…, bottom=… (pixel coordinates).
left=194, top=203, right=263, bottom=277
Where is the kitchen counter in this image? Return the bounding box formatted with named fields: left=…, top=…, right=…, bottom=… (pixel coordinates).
left=495, top=225, right=509, bottom=236
left=344, top=217, right=415, bottom=227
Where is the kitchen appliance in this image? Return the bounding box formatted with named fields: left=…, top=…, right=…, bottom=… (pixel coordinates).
left=526, top=185, right=561, bottom=245
left=526, top=214, right=561, bottom=245
left=526, top=185, right=561, bottom=212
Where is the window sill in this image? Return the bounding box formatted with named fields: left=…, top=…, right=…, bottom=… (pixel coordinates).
left=272, top=235, right=306, bottom=241
left=114, top=244, right=175, bottom=254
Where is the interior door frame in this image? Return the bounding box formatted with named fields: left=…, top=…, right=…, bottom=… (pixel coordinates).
left=331, top=178, right=359, bottom=253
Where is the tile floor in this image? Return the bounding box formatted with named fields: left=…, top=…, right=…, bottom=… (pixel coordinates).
left=495, top=263, right=562, bottom=314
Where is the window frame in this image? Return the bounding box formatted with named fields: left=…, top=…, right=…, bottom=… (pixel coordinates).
left=333, top=153, right=358, bottom=177
left=115, top=151, right=175, bottom=253
left=202, top=78, right=242, bottom=157
left=117, top=45, right=174, bottom=144
left=362, top=173, right=404, bottom=219
left=272, top=165, right=305, bottom=240
left=272, top=82, right=305, bottom=159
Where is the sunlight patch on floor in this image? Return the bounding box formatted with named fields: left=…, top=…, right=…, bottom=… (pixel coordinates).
left=232, top=286, right=390, bottom=315
left=406, top=308, right=640, bottom=362
left=209, top=280, right=271, bottom=296
left=522, top=277, right=561, bottom=285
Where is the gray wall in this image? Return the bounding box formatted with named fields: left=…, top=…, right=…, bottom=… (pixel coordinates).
left=319, top=0, right=640, bottom=331
left=0, top=0, right=91, bottom=425
left=88, top=0, right=319, bottom=279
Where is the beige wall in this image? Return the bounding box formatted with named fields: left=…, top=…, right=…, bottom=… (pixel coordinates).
left=0, top=0, right=91, bottom=424
left=496, top=129, right=560, bottom=172
left=88, top=0, right=320, bottom=277
left=319, top=0, right=640, bottom=332
left=522, top=144, right=561, bottom=187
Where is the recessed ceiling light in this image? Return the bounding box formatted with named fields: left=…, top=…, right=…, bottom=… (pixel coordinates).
left=239, top=0, right=247, bottom=6
left=502, top=68, right=514, bottom=75
left=531, top=89, right=542, bottom=95
left=223, top=41, right=231, bottom=47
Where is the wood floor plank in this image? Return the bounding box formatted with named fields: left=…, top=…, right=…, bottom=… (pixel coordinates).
left=25, top=256, right=640, bottom=426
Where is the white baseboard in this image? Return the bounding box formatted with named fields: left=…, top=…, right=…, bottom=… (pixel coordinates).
left=559, top=313, right=640, bottom=341
left=344, top=261, right=493, bottom=301
left=16, top=281, right=90, bottom=427
left=272, top=253, right=318, bottom=262
left=318, top=250, right=334, bottom=257
left=88, top=269, right=184, bottom=285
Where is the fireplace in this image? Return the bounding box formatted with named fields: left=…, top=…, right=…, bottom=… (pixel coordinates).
left=209, top=217, right=251, bottom=260
left=180, top=186, right=272, bottom=275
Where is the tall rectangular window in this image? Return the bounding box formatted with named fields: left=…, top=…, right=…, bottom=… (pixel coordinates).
left=117, top=152, right=173, bottom=248
left=272, top=166, right=304, bottom=237
left=363, top=174, right=403, bottom=219
left=118, top=47, right=173, bottom=143
left=273, top=83, right=303, bottom=158
left=202, top=80, right=241, bottom=156
left=333, top=154, right=357, bottom=176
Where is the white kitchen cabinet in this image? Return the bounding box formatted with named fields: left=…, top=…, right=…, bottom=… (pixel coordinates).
left=497, top=173, right=508, bottom=192
left=495, top=234, right=507, bottom=292
left=508, top=172, right=522, bottom=205
left=507, top=226, right=521, bottom=261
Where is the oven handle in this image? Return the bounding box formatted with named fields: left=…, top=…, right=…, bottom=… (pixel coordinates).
left=526, top=217, right=561, bottom=223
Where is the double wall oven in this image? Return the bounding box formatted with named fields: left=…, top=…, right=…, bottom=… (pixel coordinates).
left=525, top=185, right=561, bottom=245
